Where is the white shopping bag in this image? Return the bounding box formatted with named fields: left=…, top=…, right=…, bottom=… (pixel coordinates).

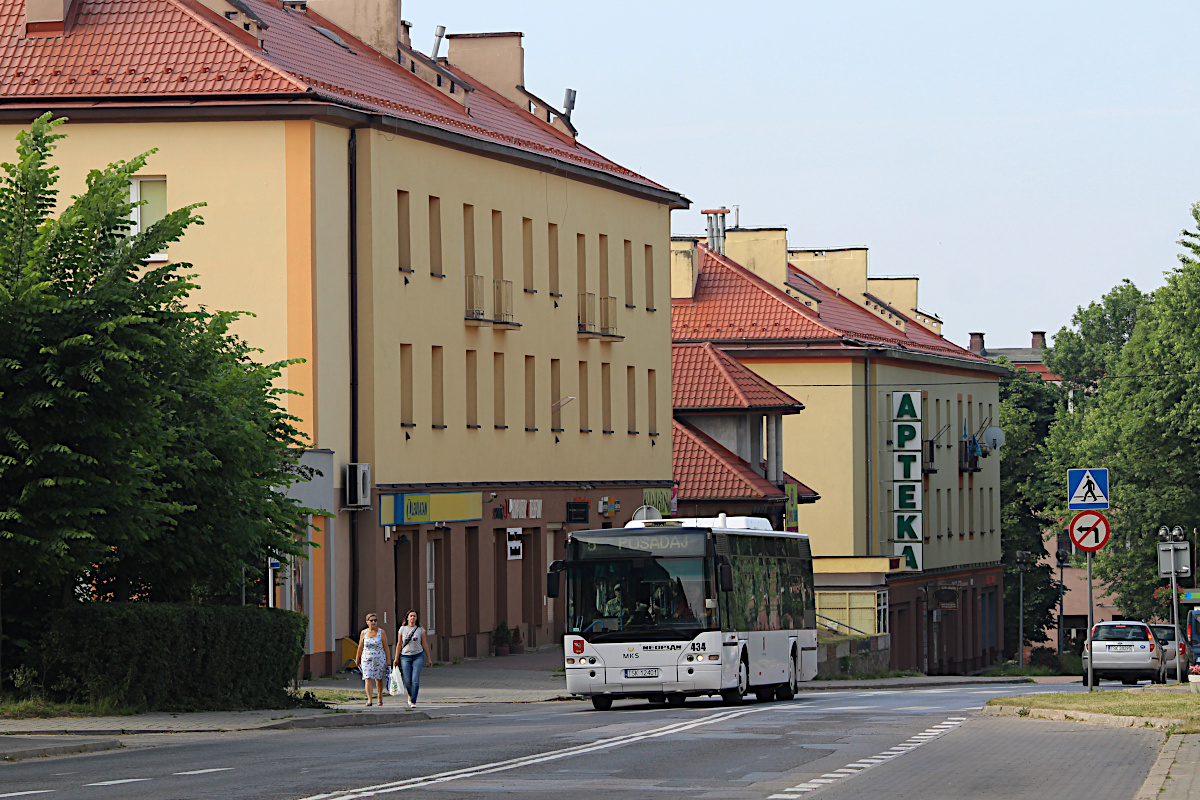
left=388, top=666, right=403, bottom=697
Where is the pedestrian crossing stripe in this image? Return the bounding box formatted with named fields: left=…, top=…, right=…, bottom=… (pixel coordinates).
left=1067, top=468, right=1109, bottom=509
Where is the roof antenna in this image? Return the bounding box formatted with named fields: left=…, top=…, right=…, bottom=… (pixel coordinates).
left=431, top=24, right=446, bottom=58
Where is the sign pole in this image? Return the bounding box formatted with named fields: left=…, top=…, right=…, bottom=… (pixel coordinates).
left=1018, top=568, right=1025, bottom=667
left=1171, top=545, right=1181, bottom=684
left=1087, top=550, right=1094, bottom=692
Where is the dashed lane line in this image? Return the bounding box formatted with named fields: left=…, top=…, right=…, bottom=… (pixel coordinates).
left=767, top=717, right=968, bottom=798
left=173, top=768, right=235, bottom=775
left=0, top=792, right=56, bottom=798
left=83, top=779, right=151, bottom=786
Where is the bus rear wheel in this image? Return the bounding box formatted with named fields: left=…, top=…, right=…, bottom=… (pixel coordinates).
left=776, top=658, right=797, bottom=701
left=591, top=696, right=613, bottom=711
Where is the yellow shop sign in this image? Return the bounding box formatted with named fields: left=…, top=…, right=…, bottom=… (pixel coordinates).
left=379, top=491, right=483, bottom=526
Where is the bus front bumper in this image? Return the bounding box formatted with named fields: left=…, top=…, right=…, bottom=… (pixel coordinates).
left=566, top=664, right=724, bottom=697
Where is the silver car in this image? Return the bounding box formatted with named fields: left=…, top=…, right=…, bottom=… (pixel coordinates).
left=1150, top=624, right=1194, bottom=681
left=1083, top=621, right=1165, bottom=686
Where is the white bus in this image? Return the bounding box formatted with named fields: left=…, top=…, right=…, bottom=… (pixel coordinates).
left=547, top=515, right=818, bottom=710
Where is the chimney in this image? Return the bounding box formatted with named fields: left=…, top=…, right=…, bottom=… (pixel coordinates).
left=445, top=32, right=525, bottom=106
left=24, top=0, right=75, bottom=34
left=1031, top=331, right=1047, bottom=350
left=969, top=332, right=985, bottom=354
left=398, top=18, right=411, bottom=48
left=701, top=208, right=729, bottom=255
left=305, top=0, right=401, bottom=61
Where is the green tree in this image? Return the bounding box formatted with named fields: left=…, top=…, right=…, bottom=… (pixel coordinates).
left=996, top=358, right=1065, bottom=655
left=0, top=115, right=311, bottom=679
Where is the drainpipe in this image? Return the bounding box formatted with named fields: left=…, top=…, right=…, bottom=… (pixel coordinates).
left=348, top=127, right=362, bottom=633
left=864, top=355, right=873, bottom=556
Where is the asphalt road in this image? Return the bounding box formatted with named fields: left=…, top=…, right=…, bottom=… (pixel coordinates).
left=0, top=682, right=1160, bottom=800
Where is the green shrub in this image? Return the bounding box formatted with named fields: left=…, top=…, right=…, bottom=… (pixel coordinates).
left=1029, top=646, right=1059, bottom=668
left=493, top=620, right=511, bottom=646
left=40, top=603, right=306, bottom=712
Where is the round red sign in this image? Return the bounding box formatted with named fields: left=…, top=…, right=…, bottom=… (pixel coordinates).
left=1069, top=510, right=1111, bottom=552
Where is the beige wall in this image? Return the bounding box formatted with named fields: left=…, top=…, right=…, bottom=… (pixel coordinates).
left=723, top=228, right=789, bottom=288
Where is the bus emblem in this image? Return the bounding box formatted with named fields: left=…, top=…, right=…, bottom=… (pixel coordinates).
left=573, top=640, right=584, bottom=654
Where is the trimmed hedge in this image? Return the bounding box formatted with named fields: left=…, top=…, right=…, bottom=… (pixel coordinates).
left=41, top=603, right=307, bottom=712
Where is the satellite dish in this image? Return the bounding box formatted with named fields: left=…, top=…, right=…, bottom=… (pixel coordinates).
left=983, top=426, right=1006, bottom=450
left=632, top=505, right=663, bottom=521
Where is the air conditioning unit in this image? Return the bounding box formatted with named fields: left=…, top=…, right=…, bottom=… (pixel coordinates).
left=344, top=463, right=371, bottom=508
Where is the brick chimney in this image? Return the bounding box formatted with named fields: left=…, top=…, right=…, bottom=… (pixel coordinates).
left=445, top=32, right=525, bottom=106
left=1031, top=331, right=1047, bottom=349
left=24, top=0, right=75, bottom=34
left=969, top=332, right=985, bottom=354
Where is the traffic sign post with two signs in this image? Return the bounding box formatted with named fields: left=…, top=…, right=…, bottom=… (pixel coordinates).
left=1068, top=468, right=1110, bottom=691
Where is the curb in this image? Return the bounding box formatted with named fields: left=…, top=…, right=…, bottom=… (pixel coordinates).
left=2, top=711, right=431, bottom=736
left=981, top=703, right=1184, bottom=730
left=1135, top=734, right=1184, bottom=800
left=797, top=678, right=1034, bottom=691
left=1, top=739, right=122, bottom=761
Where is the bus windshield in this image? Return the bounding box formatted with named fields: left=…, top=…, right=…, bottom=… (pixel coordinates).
left=567, top=557, right=717, bottom=642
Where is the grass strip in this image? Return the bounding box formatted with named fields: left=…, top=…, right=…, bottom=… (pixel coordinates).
left=988, top=690, right=1200, bottom=733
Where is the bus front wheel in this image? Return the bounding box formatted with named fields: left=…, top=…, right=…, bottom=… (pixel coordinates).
left=722, top=659, right=749, bottom=705
left=591, top=696, right=613, bottom=711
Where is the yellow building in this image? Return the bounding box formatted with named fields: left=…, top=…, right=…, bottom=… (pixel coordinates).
left=672, top=217, right=1007, bottom=674
left=1, top=0, right=686, bottom=670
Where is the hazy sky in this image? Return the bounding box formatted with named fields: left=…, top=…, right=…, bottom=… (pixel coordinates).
left=419, top=1, right=1200, bottom=349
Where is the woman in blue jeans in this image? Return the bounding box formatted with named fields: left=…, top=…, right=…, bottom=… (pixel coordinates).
left=394, top=609, right=431, bottom=709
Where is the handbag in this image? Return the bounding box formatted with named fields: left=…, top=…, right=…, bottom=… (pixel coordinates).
left=388, top=666, right=403, bottom=697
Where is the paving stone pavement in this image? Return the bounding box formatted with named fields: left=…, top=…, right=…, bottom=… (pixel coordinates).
left=1159, top=735, right=1200, bottom=800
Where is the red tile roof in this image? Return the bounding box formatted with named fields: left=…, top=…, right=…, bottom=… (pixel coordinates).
left=672, top=244, right=989, bottom=364
left=0, top=0, right=668, bottom=191
left=672, top=342, right=802, bottom=412
left=673, top=420, right=788, bottom=502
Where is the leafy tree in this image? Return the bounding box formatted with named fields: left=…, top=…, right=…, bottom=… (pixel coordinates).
left=0, top=115, right=311, bottom=679
left=996, top=358, right=1065, bottom=655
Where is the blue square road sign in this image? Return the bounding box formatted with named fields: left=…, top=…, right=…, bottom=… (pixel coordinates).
left=1067, top=468, right=1109, bottom=510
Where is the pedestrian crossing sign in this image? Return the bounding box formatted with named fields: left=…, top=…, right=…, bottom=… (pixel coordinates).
left=1067, top=468, right=1109, bottom=510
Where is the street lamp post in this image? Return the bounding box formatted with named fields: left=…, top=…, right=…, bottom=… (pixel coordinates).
left=1016, top=550, right=1033, bottom=667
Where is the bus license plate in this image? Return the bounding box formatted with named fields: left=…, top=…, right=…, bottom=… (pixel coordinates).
left=624, top=668, right=660, bottom=678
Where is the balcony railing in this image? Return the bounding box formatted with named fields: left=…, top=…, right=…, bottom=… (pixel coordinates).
left=493, top=279, right=514, bottom=324
left=578, top=292, right=597, bottom=334
left=599, top=295, right=618, bottom=336
left=465, top=274, right=486, bottom=320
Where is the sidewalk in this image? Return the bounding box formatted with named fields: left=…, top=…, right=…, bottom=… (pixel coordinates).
left=1159, top=735, right=1200, bottom=799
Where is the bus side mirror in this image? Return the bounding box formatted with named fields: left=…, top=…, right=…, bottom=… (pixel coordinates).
left=717, top=555, right=734, bottom=593
left=546, top=560, right=566, bottom=599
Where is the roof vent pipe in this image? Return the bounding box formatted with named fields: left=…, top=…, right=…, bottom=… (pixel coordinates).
left=431, top=24, right=446, bottom=58
left=562, top=88, right=577, bottom=119
left=701, top=208, right=730, bottom=255
left=705, top=215, right=716, bottom=252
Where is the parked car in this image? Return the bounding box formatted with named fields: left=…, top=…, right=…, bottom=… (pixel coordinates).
left=1082, top=621, right=1166, bottom=686
left=1150, top=624, right=1193, bottom=681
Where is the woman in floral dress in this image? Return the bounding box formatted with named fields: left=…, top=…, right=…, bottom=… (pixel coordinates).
left=354, top=612, right=392, bottom=706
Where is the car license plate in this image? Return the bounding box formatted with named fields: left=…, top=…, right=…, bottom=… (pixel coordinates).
left=624, top=668, right=660, bottom=678
left=1109, top=645, right=1133, bottom=651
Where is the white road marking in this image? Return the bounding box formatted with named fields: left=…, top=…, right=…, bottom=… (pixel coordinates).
left=298, top=707, right=766, bottom=799
left=174, top=768, right=234, bottom=775
left=84, top=779, right=151, bottom=786
left=0, top=792, right=57, bottom=798
left=768, top=717, right=967, bottom=797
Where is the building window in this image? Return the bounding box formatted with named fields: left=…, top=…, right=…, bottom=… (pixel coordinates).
left=465, top=350, right=478, bottom=427
left=623, top=239, right=634, bottom=307
left=626, top=366, right=637, bottom=434
left=491, top=209, right=504, bottom=280
left=397, top=190, right=412, bottom=272
left=493, top=352, right=506, bottom=429
left=578, top=361, right=590, bottom=432
left=462, top=204, right=476, bottom=278
left=576, top=233, right=587, bottom=295
left=431, top=346, right=444, bottom=428
left=647, top=368, right=658, bottom=435
left=524, top=355, right=536, bottom=431
left=601, top=362, right=612, bottom=433
left=428, top=196, right=443, bottom=276
left=522, top=217, right=534, bottom=292
left=400, top=344, right=414, bottom=426
left=426, top=540, right=437, bottom=634
left=130, top=177, right=168, bottom=260
left=876, top=590, right=889, bottom=634
left=548, top=223, right=560, bottom=295
left=550, top=358, right=562, bottom=431
left=644, top=244, right=655, bottom=310
left=598, top=234, right=609, bottom=298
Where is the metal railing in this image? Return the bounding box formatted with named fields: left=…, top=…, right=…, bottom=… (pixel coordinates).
left=465, top=274, right=486, bottom=320
left=599, top=295, right=618, bottom=336
left=815, top=612, right=874, bottom=637
left=578, top=292, right=596, bottom=333
left=493, top=279, right=514, bottom=324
